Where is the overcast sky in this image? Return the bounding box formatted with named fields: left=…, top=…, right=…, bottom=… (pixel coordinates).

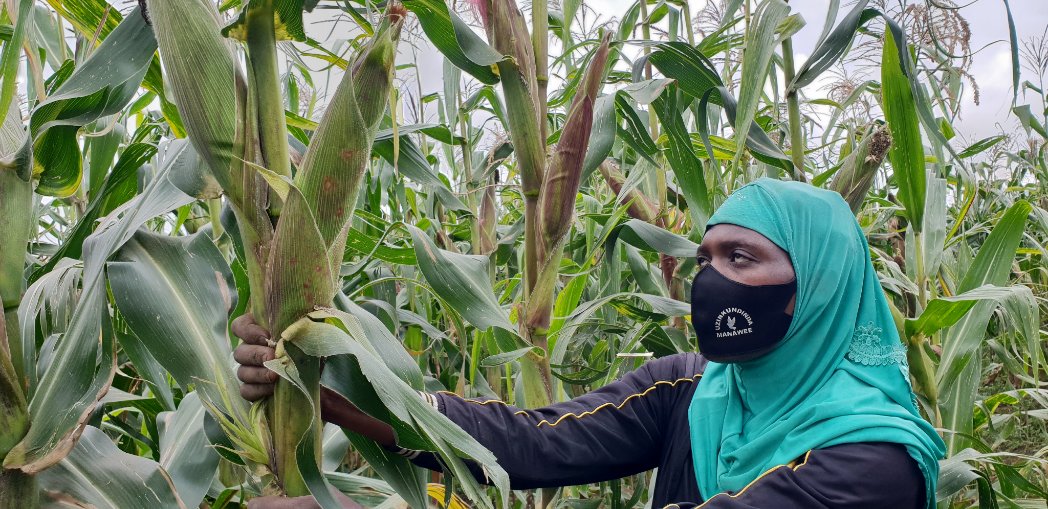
left=305, top=0, right=1048, bottom=146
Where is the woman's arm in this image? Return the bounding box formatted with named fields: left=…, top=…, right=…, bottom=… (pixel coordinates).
left=232, top=314, right=705, bottom=490
left=399, top=354, right=705, bottom=489
left=663, top=442, right=924, bottom=509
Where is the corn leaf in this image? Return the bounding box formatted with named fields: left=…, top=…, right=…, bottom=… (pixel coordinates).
left=36, top=426, right=185, bottom=509
left=650, top=45, right=790, bottom=171
left=157, top=392, right=220, bottom=509
left=30, top=142, right=155, bottom=283
left=789, top=0, right=877, bottom=91
left=881, top=28, right=926, bottom=230
left=733, top=0, right=789, bottom=162
left=108, top=230, right=249, bottom=426
left=939, top=200, right=1032, bottom=453
left=0, top=0, right=31, bottom=118
left=7, top=162, right=194, bottom=473
left=906, top=284, right=1035, bottom=339
left=581, top=94, right=617, bottom=182
left=648, top=42, right=723, bottom=105
left=373, top=133, right=467, bottom=211
left=402, top=0, right=504, bottom=85
left=43, top=0, right=183, bottom=135
left=1002, top=0, right=1020, bottom=104
left=407, top=225, right=516, bottom=334
left=610, top=219, right=700, bottom=258
left=652, top=87, right=711, bottom=226
left=30, top=6, right=154, bottom=198
left=290, top=311, right=510, bottom=509
left=957, top=135, right=1007, bottom=159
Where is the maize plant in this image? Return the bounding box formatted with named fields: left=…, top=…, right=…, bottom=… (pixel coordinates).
left=141, top=0, right=501, bottom=502
left=0, top=0, right=1045, bottom=507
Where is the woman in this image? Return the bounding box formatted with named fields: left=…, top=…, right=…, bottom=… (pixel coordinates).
left=235, top=179, right=945, bottom=508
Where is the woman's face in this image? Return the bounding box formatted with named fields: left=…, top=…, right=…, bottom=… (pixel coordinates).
left=696, top=224, right=797, bottom=315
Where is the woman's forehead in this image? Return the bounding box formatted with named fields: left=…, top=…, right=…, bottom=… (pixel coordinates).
left=703, top=224, right=777, bottom=248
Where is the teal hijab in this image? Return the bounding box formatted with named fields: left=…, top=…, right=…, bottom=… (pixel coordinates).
left=688, top=179, right=945, bottom=507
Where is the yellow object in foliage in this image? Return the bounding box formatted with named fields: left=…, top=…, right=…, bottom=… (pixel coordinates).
left=427, top=483, right=470, bottom=509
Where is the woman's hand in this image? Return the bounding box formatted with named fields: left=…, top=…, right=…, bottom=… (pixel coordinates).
left=231, top=314, right=280, bottom=401
left=230, top=314, right=398, bottom=447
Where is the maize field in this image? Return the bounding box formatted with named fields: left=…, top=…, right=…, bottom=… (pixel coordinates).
left=0, top=0, right=1045, bottom=507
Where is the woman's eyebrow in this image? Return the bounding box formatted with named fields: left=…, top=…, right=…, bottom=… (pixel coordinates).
left=722, top=239, right=762, bottom=252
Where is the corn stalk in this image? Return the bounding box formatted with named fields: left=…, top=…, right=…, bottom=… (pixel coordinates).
left=147, top=0, right=404, bottom=496
left=0, top=96, right=35, bottom=508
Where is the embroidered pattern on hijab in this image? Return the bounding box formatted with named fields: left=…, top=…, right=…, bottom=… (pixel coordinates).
left=687, top=178, right=946, bottom=509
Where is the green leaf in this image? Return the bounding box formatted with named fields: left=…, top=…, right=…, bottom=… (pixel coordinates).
left=1012, top=104, right=1047, bottom=138
left=881, top=28, right=926, bottom=230
left=407, top=225, right=516, bottom=333
left=334, top=299, right=424, bottom=391
left=648, top=42, right=723, bottom=105
left=610, top=219, right=699, bottom=258
left=653, top=88, right=712, bottom=226
left=222, top=0, right=314, bottom=42
left=7, top=161, right=194, bottom=473
left=921, top=176, right=947, bottom=281
left=36, top=426, right=185, bottom=509
left=480, top=346, right=539, bottom=367
left=939, top=201, right=1033, bottom=454
left=401, top=0, right=504, bottom=85
left=957, top=201, right=1032, bottom=294
left=321, top=424, right=349, bottom=471
left=957, top=135, right=1007, bottom=160
left=733, top=0, right=789, bottom=161
left=108, top=231, right=249, bottom=425
left=30, top=6, right=155, bottom=197
left=342, top=431, right=426, bottom=508
left=0, top=0, right=32, bottom=119
left=614, top=93, right=659, bottom=164
left=906, top=284, right=1032, bottom=339
left=373, top=133, right=467, bottom=211
left=291, top=312, right=511, bottom=509
left=157, top=392, right=220, bottom=508
left=581, top=94, right=616, bottom=183
left=551, top=292, right=689, bottom=366
left=1001, top=0, right=1020, bottom=105
left=625, top=244, right=666, bottom=297
left=937, top=451, right=982, bottom=500
left=30, top=142, right=156, bottom=283
left=789, top=1, right=877, bottom=91
left=648, top=43, right=791, bottom=171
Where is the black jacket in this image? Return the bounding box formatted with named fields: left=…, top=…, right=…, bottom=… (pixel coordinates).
left=399, top=353, right=924, bottom=508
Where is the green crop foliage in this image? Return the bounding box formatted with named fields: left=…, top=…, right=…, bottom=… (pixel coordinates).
left=0, top=0, right=1044, bottom=507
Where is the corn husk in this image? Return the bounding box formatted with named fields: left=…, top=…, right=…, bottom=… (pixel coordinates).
left=539, top=33, right=611, bottom=247
left=831, top=125, right=892, bottom=213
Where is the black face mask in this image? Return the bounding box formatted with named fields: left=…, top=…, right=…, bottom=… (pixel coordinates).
left=691, top=265, right=796, bottom=362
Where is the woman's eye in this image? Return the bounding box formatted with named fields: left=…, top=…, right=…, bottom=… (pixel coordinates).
left=696, top=255, right=710, bottom=266
left=729, top=252, right=751, bottom=264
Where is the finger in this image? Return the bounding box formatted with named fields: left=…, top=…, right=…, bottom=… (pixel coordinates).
left=238, top=365, right=279, bottom=384
left=233, top=345, right=276, bottom=367
left=232, top=314, right=271, bottom=346
left=239, top=383, right=274, bottom=402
